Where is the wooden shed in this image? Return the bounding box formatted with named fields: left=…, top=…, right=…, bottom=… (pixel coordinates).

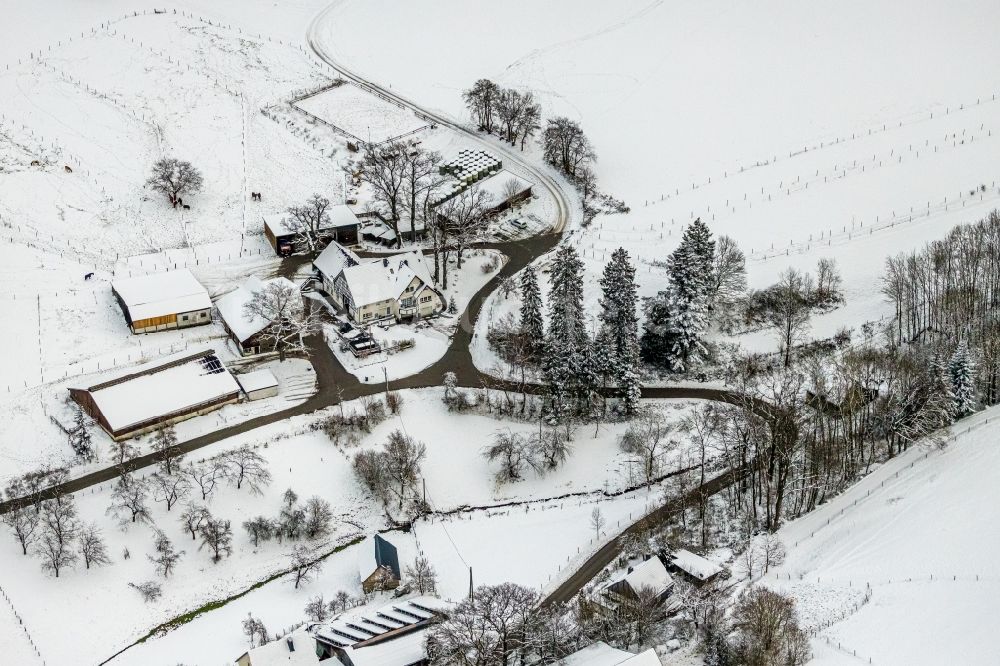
left=111, top=269, right=212, bottom=334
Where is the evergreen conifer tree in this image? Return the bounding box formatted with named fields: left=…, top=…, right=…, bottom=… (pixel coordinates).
left=544, top=245, right=590, bottom=409
left=599, top=248, right=642, bottom=414
left=518, top=265, right=544, bottom=359
left=949, top=340, right=977, bottom=416
left=641, top=219, right=715, bottom=372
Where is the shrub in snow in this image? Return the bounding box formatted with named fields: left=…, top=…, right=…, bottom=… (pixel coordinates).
left=129, top=580, right=163, bottom=603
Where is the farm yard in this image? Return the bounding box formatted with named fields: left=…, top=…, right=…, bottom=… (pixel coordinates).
left=2, top=1, right=1000, bottom=665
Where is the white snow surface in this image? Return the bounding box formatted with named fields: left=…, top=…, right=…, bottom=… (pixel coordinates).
left=111, top=268, right=211, bottom=321
left=763, top=407, right=1000, bottom=666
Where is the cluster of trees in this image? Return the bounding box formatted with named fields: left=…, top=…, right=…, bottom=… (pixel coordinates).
left=641, top=219, right=747, bottom=374
left=667, top=218, right=997, bottom=543
left=2, top=469, right=105, bottom=578
left=463, top=79, right=542, bottom=149
left=349, top=141, right=491, bottom=289
left=352, top=430, right=427, bottom=510
left=425, top=581, right=675, bottom=664
left=489, top=246, right=642, bottom=420
left=241, top=488, right=335, bottom=547
left=883, top=210, right=1000, bottom=404
left=483, top=428, right=571, bottom=485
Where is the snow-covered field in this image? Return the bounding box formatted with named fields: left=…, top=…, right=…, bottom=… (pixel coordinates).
left=294, top=82, right=429, bottom=143
left=0, top=388, right=705, bottom=665
left=763, top=407, right=1000, bottom=666
left=316, top=0, right=1000, bottom=354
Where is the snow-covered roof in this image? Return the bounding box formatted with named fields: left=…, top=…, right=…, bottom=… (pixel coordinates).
left=264, top=204, right=360, bottom=237
left=237, top=626, right=319, bottom=665
left=313, top=597, right=451, bottom=652
left=215, top=276, right=297, bottom=343
left=671, top=549, right=723, bottom=581
left=475, top=169, right=533, bottom=205
left=560, top=642, right=662, bottom=666
left=75, top=348, right=240, bottom=433
left=112, top=268, right=211, bottom=321
left=605, top=557, right=673, bottom=597
left=341, top=251, right=436, bottom=308
left=236, top=368, right=278, bottom=394
left=341, top=627, right=427, bottom=666
left=313, top=241, right=361, bottom=280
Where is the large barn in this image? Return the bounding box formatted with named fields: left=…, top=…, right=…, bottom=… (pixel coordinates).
left=111, top=269, right=212, bottom=334
left=68, top=348, right=241, bottom=441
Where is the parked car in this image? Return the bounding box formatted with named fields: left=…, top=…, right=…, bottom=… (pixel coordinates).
left=510, top=218, right=528, bottom=230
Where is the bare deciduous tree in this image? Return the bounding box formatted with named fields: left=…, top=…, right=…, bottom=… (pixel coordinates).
left=198, top=516, right=233, bottom=563
left=78, top=522, right=111, bottom=570
left=288, top=544, right=323, bottom=589
left=353, top=142, right=409, bottom=247
left=220, top=445, right=272, bottom=494
left=304, top=594, right=329, bottom=622
left=242, top=282, right=323, bottom=362
left=2, top=505, right=40, bottom=555
left=148, top=530, right=185, bottom=577
left=732, top=587, right=810, bottom=665
left=243, top=515, right=275, bottom=547
left=152, top=426, right=183, bottom=476
left=462, top=79, right=501, bottom=133
left=183, top=460, right=224, bottom=501
left=129, top=580, right=163, bottom=602
left=405, top=555, right=438, bottom=594
left=590, top=507, right=605, bottom=541
left=484, top=430, right=536, bottom=485
left=619, top=407, right=677, bottom=485
left=146, top=157, right=203, bottom=205
left=242, top=614, right=268, bottom=647
left=542, top=117, right=596, bottom=179
left=107, top=475, right=151, bottom=525
left=285, top=193, right=332, bottom=254
left=150, top=471, right=191, bottom=512
left=303, top=496, right=334, bottom=540
left=767, top=268, right=813, bottom=368
left=179, top=502, right=210, bottom=541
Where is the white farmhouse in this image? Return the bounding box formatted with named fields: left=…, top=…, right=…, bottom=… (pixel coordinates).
left=314, top=245, right=444, bottom=324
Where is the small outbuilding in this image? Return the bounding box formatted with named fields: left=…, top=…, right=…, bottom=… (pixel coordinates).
left=215, top=276, right=298, bottom=356
left=602, top=556, right=674, bottom=605
left=264, top=205, right=360, bottom=257
left=235, top=369, right=279, bottom=400
left=360, top=534, right=401, bottom=593
left=669, top=549, right=723, bottom=585
left=68, top=348, right=241, bottom=441
left=475, top=169, right=533, bottom=213
left=111, top=268, right=212, bottom=334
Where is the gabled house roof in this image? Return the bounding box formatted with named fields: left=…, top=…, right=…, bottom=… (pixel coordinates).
left=561, top=642, right=662, bottom=666
left=215, top=276, right=297, bottom=344
left=374, top=535, right=401, bottom=579
left=237, top=626, right=318, bottom=665
left=69, top=347, right=240, bottom=434
left=340, top=251, right=437, bottom=309
left=313, top=241, right=361, bottom=281
left=111, top=268, right=211, bottom=321
left=670, top=549, right=723, bottom=582
left=604, top=557, right=673, bottom=599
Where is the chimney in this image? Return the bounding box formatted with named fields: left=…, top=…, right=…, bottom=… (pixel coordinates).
left=383, top=258, right=389, bottom=267
left=627, top=566, right=633, bottom=574
left=286, top=637, right=295, bottom=652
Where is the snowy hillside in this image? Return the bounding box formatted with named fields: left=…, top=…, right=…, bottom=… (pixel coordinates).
left=763, top=407, right=1000, bottom=665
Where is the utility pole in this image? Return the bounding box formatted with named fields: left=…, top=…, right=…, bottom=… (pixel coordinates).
left=383, top=365, right=389, bottom=396
left=469, top=567, right=474, bottom=601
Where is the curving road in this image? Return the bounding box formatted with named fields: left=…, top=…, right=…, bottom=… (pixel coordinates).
left=1, top=4, right=764, bottom=606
